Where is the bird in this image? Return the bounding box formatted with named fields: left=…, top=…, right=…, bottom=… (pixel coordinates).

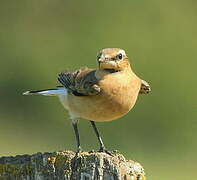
left=23, top=48, right=151, bottom=154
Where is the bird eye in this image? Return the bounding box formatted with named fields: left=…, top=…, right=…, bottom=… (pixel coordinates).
left=117, top=53, right=123, bottom=60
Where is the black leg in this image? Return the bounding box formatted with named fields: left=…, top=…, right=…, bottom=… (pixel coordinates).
left=90, top=121, right=112, bottom=155
left=72, top=121, right=82, bottom=153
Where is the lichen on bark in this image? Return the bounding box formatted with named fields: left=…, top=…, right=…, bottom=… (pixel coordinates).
left=0, top=150, right=146, bottom=180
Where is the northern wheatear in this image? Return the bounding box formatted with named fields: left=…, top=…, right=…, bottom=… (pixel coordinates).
left=23, top=48, right=150, bottom=153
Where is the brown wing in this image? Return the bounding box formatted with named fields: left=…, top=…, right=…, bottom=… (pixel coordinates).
left=58, top=67, right=100, bottom=96
left=139, top=79, right=151, bottom=94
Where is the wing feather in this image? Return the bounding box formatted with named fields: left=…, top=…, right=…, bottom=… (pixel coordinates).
left=139, top=80, right=151, bottom=94
left=58, top=67, right=100, bottom=96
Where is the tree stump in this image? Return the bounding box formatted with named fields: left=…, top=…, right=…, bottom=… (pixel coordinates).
left=0, top=150, right=146, bottom=180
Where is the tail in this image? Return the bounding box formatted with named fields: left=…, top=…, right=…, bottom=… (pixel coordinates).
left=23, top=87, right=67, bottom=96
left=139, top=80, right=151, bottom=94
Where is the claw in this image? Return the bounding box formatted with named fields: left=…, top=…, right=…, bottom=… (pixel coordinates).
left=89, top=149, right=96, bottom=153
left=75, top=146, right=83, bottom=156
left=99, top=147, right=113, bottom=156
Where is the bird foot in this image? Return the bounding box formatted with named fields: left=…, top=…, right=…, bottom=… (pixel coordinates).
left=112, top=149, right=120, bottom=154
left=75, top=147, right=83, bottom=156
left=89, top=149, right=96, bottom=153
left=99, top=147, right=113, bottom=156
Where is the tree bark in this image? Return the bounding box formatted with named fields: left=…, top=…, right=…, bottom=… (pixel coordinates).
left=0, top=150, right=146, bottom=180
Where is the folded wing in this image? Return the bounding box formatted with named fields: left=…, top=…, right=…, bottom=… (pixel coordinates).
left=58, top=67, right=100, bottom=96
left=139, top=80, right=151, bottom=94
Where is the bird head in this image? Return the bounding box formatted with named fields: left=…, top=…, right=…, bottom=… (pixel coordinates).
left=97, top=48, right=130, bottom=72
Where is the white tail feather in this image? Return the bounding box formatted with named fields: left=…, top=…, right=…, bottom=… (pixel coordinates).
left=23, top=87, right=67, bottom=96
left=23, top=87, right=69, bottom=111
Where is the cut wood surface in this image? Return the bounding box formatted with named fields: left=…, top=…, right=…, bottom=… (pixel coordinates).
left=0, top=150, right=146, bottom=180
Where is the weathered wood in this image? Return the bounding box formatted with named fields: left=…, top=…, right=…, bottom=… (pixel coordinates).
left=0, top=150, right=146, bottom=180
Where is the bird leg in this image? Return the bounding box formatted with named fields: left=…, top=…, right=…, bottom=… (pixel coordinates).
left=90, top=121, right=112, bottom=155
left=72, top=121, right=83, bottom=153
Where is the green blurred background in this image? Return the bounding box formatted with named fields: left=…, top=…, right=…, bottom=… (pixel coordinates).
left=0, top=0, right=196, bottom=179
